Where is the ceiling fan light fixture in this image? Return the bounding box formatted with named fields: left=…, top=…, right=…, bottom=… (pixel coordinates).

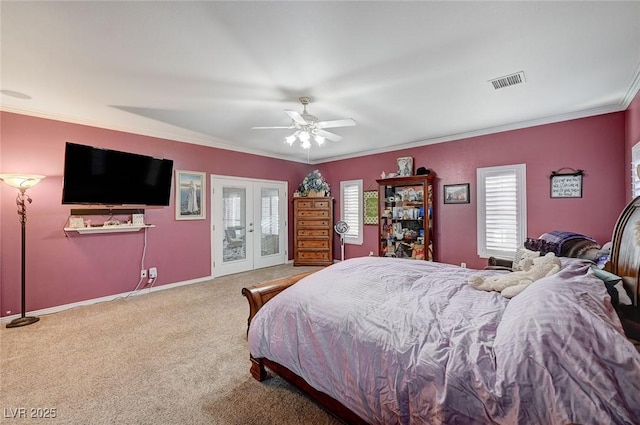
left=255, top=96, right=356, bottom=150
left=298, top=131, right=310, bottom=142
left=285, top=134, right=297, bottom=145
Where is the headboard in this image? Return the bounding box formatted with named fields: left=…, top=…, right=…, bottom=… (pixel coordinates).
left=608, top=196, right=640, bottom=307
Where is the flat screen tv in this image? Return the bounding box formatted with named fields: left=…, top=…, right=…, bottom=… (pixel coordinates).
left=62, top=142, right=174, bottom=206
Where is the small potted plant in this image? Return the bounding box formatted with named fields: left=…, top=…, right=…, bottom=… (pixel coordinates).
left=298, top=169, right=330, bottom=197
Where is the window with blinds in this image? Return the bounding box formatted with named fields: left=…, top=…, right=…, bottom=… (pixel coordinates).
left=632, top=142, right=640, bottom=198
left=340, top=179, right=363, bottom=244
left=260, top=190, right=279, bottom=236
left=222, top=189, right=243, bottom=229
left=477, top=164, right=526, bottom=259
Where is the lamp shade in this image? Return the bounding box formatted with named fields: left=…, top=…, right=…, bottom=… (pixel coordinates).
left=0, top=174, right=45, bottom=190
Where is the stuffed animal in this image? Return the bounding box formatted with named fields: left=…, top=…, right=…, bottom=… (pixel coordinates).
left=468, top=252, right=562, bottom=298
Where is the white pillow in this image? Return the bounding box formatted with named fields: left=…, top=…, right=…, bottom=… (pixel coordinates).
left=513, top=248, right=540, bottom=271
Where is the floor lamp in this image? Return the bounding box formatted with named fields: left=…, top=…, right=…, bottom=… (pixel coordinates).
left=0, top=174, right=45, bottom=328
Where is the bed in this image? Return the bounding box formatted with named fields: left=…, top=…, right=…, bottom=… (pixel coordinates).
left=243, top=197, right=640, bottom=425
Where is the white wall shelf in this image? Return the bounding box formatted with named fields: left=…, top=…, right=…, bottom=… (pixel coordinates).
left=64, top=224, right=155, bottom=234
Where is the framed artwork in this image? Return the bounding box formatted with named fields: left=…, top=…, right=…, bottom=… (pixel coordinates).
left=550, top=170, right=583, bottom=198
left=363, top=190, right=379, bottom=225
left=175, top=170, right=206, bottom=220
left=397, top=156, right=413, bottom=176
left=444, top=183, right=470, bottom=204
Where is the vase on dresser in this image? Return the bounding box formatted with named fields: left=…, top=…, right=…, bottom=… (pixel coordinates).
left=307, top=190, right=326, bottom=197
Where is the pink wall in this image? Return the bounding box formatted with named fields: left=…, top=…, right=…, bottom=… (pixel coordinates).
left=0, top=112, right=311, bottom=317
left=321, top=113, right=627, bottom=269
left=0, top=107, right=633, bottom=318
left=626, top=90, right=640, bottom=202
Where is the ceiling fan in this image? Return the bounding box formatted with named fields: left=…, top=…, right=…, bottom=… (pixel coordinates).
left=252, top=97, right=356, bottom=149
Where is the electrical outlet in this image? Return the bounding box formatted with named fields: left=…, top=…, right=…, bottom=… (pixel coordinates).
left=461, top=262, right=467, bottom=268
left=140, top=269, right=147, bottom=279
left=149, top=267, right=157, bottom=279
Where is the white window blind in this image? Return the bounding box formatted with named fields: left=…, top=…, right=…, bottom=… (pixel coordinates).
left=260, top=192, right=279, bottom=236
left=340, top=180, right=363, bottom=244
left=223, top=193, right=242, bottom=229
left=632, top=142, right=640, bottom=198
left=477, top=164, right=526, bottom=259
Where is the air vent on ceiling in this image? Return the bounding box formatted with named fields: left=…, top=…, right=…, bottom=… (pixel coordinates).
left=489, top=71, right=526, bottom=90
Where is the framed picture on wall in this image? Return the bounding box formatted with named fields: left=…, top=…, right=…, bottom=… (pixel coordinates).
left=363, top=190, right=379, bottom=225
left=443, top=183, right=470, bottom=204
left=397, top=157, right=413, bottom=176
left=175, top=170, right=206, bottom=220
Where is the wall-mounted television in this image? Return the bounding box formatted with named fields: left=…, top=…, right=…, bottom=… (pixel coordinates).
left=62, top=142, right=174, bottom=206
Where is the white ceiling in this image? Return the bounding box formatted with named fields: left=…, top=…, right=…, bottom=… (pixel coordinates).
left=1, top=1, right=639, bottom=164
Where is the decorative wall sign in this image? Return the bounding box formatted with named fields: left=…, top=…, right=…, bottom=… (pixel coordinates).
left=68, top=216, right=85, bottom=228
left=363, top=190, right=379, bottom=225
left=550, top=168, right=583, bottom=198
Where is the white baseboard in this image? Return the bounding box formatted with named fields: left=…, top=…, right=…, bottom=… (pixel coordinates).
left=0, top=275, right=214, bottom=323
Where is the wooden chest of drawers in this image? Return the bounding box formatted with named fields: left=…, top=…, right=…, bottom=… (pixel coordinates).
left=293, top=197, right=334, bottom=266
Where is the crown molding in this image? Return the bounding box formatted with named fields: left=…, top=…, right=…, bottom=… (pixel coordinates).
left=0, top=105, right=311, bottom=164
left=622, top=62, right=640, bottom=108
left=1, top=99, right=631, bottom=166
left=313, top=103, right=627, bottom=164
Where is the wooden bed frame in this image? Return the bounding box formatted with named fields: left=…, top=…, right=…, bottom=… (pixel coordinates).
left=242, top=270, right=368, bottom=423
left=241, top=196, right=640, bottom=424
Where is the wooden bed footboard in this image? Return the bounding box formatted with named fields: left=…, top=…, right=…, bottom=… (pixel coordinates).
left=243, top=269, right=369, bottom=423
left=250, top=355, right=369, bottom=425
left=241, top=270, right=316, bottom=334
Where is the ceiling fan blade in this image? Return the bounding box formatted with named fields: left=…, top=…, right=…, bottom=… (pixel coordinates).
left=252, top=126, right=293, bottom=129
left=285, top=109, right=307, bottom=125
left=317, top=129, right=342, bottom=142
left=318, top=118, right=356, bottom=129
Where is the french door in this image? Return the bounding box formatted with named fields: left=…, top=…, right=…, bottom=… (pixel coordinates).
left=211, top=176, right=287, bottom=277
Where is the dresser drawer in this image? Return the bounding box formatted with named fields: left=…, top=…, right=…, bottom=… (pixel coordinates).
left=297, top=251, right=330, bottom=261
left=297, top=229, right=329, bottom=237
left=312, top=200, right=331, bottom=209
left=297, top=209, right=329, bottom=218
left=295, top=200, right=313, bottom=208
left=295, top=200, right=332, bottom=209
left=297, top=219, right=330, bottom=227
left=297, top=240, right=329, bottom=249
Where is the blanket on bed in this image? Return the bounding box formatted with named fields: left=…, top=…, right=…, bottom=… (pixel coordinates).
left=248, top=257, right=640, bottom=425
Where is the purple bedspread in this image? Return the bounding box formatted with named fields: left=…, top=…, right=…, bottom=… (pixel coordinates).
left=248, top=257, right=640, bottom=424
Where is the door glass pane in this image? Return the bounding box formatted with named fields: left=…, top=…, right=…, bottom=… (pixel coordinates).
left=223, top=187, right=246, bottom=262
left=260, top=188, right=280, bottom=256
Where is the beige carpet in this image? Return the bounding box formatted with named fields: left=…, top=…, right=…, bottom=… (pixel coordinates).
left=0, top=265, right=343, bottom=425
